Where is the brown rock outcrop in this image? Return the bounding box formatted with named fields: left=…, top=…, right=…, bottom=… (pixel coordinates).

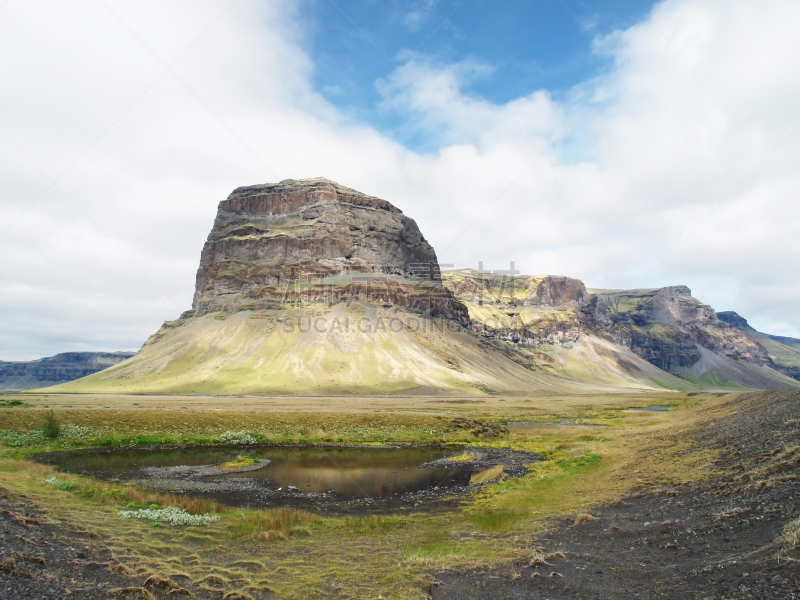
left=191, top=178, right=467, bottom=322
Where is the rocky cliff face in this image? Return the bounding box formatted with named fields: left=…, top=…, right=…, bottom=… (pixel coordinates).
left=717, top=311, right=800, bottom=381
left=591, top=286, right=773, bottom=375
left=191, top=178, right=467, bottom=321
left=0, top=352, right=134, bottom=391
left=444, top=270, right=797, bottom=389
left=442, top=271, right=589, bottom=344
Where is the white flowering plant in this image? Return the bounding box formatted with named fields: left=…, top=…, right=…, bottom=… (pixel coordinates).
left=60, top=424, right=91, bottom=439
left=217, top=430, right=257, bottom=445
left=118, top=506, right=220, bottom=526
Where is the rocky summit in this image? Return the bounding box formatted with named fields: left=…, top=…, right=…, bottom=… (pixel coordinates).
left=192, top=178, right=464, bottom=321
left=43, top=178, right=800, bottom=395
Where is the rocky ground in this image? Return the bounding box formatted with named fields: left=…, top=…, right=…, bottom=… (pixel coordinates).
left=0, top=490, right=142, bottom=599
left=0, top=490, right=264, bottom=599
left=420, top=447, right=541, bottom=478
left=432, top=390, right=800, bottom=599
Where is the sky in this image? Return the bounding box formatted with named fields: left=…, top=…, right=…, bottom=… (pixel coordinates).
left=1, top=0, right=799, bottom=360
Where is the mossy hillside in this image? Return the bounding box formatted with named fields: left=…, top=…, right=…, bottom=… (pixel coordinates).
left=754, top=335, right=800, bottom=369
left=459, top=301, right=577, bottom=336
left=442, top=272, right=692, bottom=392
left=483, top=334, right=696, bottom=392
left=590, top=288, right=660, bottom=318
left=644, top=324, right=682, bottom=344
left=43, top=307, right=596, bottom=395
left=442, top=270, right=552, bottom=306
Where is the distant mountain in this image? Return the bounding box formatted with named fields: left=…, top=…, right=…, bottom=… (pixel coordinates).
left=0, top=352, right=135, bottom=391
left=443, top=272, right=798, bottom=390
left=717, top=312, right=800, bottom=381
left=41, top=178, right=799, bottom=395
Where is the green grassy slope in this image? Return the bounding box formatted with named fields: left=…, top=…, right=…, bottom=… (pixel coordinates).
left=41, top=304, right=690, bottom=395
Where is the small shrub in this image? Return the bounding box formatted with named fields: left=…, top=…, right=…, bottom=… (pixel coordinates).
left=229, top=508, right=315, bottom=540
left=225, top=455, right=258, bottom=467
left=43, top=476, right=76, bottom=491
left=118, top=507, right=220, bottom=526
left=42, top=410, right=60, bottom=439
left=782, top=517, right=800, bottom=550
left=217, top=431, right=256, bottom=445
left=574, top=513, right=598, bottom=526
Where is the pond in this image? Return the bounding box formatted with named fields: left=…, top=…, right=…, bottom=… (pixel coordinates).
left=37, top=445, right=510, bottom=510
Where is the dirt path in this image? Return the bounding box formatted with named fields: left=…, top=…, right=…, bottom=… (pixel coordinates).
left=431, top=390, right=800, bottom=599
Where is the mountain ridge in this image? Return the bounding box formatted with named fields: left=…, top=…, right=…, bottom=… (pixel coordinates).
left=0, top=352, right=134, bottom=391
left=39, top=178, right=799, bottom=395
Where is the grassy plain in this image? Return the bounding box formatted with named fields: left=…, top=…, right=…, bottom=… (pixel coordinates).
left=0, top=391, right=734, bottom=599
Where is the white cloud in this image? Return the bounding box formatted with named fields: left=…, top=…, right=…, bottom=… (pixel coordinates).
left=402, top=0, right=441, bottom=31
left=1, top=0, right=799, bottom=359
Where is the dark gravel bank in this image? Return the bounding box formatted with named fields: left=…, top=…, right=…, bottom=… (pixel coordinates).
left=431, top=390, right=800, bottom=599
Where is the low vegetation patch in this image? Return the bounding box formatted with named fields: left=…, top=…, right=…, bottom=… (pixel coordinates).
left=118, top=506, right=220, bottom=527
left=42, top=475, right=76, bottom=491
left=0, top=429, right=45, bottom=447
left=782, top=516, right=800, bottom=550
left=217, top=431, right=257, bottom=445
left=228, top=508, right=316, bottom=541
left=469, top=508, right=528, bottom=531
left=573, top=513, right=598, bottom=526
left=342, top=514, right=409, bottom=535
left=224, top=454, right=258, bottom=467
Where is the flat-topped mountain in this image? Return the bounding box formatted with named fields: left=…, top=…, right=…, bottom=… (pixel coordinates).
left=0, top=351, right=134, bottom=391
left=193, top=178, right=448, bottom=316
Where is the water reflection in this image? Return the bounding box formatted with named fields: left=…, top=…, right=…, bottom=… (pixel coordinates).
left=39, top=446, right=492, bottom=499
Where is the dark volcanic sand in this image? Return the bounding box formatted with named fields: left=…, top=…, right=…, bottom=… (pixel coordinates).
left=431, top=390, right=800, bottom=599
left=0, top=490, right=142, bottom=599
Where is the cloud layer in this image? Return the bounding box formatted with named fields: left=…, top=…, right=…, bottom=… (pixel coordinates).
left=1, top=0, right=799, bottom=359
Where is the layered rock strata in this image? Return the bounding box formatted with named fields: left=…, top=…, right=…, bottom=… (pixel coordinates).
left=191, top=178, right=467, bottom=322
left=444, top=270, right=797, bottom=388
left=0, top=352, right=134, bottom=391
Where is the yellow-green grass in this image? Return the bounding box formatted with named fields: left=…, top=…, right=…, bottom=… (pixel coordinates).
left=0, top=392, right=735, bottom=598
left=754, top=334, right=800, bottom=369
left=35, top=303, right=698, bottom=396
left=40, top=306, right=615, bottom=396
left=224, top=455, right=259, bottom=468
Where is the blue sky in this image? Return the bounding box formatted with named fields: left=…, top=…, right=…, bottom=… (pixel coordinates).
left=2, top=0, right=800, bottom=358
left=301, top=0, right=658, bottom=149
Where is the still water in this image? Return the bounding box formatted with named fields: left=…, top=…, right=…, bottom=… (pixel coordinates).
left=39, top=446, right=495, bottom=499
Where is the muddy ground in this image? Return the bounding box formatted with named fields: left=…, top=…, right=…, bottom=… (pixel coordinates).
left=432, top=390, right=800, bottom=599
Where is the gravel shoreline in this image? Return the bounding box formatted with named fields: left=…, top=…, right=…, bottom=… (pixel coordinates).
left=431, top=390, right=800, bottom=599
